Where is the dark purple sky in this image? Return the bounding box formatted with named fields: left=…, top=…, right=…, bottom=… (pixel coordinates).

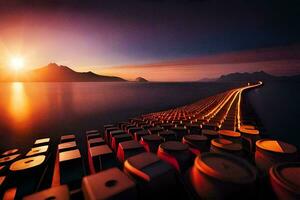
left=0, top=0, right=299, bottom=80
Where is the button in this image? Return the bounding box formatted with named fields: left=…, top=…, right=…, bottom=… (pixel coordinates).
left=82, top=168, right=137, bottom=200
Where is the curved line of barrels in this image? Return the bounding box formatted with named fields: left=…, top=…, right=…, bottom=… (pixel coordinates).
left=0, top=81, right=299, bottom=200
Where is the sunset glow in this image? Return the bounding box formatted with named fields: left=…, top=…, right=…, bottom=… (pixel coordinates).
left=9, top=56, right=25, bottom=71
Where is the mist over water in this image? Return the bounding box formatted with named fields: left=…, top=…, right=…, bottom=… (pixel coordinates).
left=0, top=82, right=237, bottom=150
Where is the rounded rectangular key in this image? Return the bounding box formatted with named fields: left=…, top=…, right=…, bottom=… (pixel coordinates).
left=127, top=127, right=142, bottom=136
left=109, top=130, right=126, bottom=145
left=86, top=130, right=99, bottom=135
left=111, top=134, right=132, bottom=152
left=134, top=130, right=149, bottom=141
left=89, top=145, right=117, bottom=172
left=23, top=185, right=70, bottom=200
left=58, top=141, right=77, bottom=152
left=87, top=133, right=101, bottom=140
left=60, top=134, right=76, bottom=143
left=26, top=145, right=49, bottom=157
left=117, top=140, right=145, bottom=163
left=59, top=149, right=84, bottom=187
left=104, top=124, right=115, bottom=130
left=82, top=168, right=137, bottom=200
left=88, top=138, right=105, bottom=147
left=34, top=138, right=50, bottom=146
left=104, top=127, right=119, bottom=143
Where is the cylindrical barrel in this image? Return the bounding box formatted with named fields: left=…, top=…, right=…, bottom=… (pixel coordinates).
left=9, top=155, right=47, bottom=198
left=239, top=127, right=260, bottom=153
left=255, top=139, right=298, bottom=173
left=218, top=130, right=241, bottom=143
left=140, top=135, right=164, bottom=153
left=189, top=152, right=257, bottom=199
left=157, top=141, right=194, bottom=172
left=210, top=138, right=243, bottom=156
left=182, top=135, right=208, bottom=155
left=202, top=129, right=219, bottom=141
left=269, top=162, right=300, bottom=200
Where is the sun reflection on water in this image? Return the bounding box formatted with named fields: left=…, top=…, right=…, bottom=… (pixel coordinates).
left=9, top=82, right=31, bottom=130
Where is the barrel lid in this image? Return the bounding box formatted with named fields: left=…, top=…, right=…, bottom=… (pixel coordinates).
left=184, top=135, right=207, bottom=142
left=240, top=125, right=256, bottom=130
left=270, top=162, right=300, bottom=195
left=2, top=149, right=18, bottom=156
left=0, top=154, right=20, bottom=163
left=202, top=129, right=218, bottom=136
left=256, top=139, right=297, bottom=154
left=211, top=138, right=242, bottom=151
left=10, top=155, right=45, bottom=171
left=160, top=141, right=189, bottom=152
left=219, top=130, right=241, bottom=138
left=194, top=152, right=257, bottom=184
left=239, top=128, right=259, bottom=135
left=142, top=134, right=163, bottom=142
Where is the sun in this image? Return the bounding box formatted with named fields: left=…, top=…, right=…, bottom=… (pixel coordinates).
left=10, top=56, right=25, bottom=71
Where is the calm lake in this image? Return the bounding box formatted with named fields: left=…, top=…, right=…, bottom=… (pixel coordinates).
left=0, top=81, right=298, bottom=150
left=0, top=82, right=236, bottom=150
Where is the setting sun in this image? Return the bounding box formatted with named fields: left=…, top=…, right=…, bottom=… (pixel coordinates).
left=10, top=56, right=25, bottom=71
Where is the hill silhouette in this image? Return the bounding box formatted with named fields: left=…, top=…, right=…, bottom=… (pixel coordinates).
left=0, top=63, right=126, bottom=82
left=135, top=77, right=148, bottom=82
left=217, top=71, right=300, bottom=82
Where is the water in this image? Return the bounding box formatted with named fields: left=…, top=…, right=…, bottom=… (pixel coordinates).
left=1, top=81, right=299, bottom=150
left=0, top=82, right=237, bottom=150
left=247, top=81, right=300, bottom=147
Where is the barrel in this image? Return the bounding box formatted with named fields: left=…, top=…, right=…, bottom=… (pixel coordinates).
left=239, top=127, right=260, bottom=153
left=157, top=141, right=194, bottom=172
left=189, top=152, right=257, bottom=199
left=202, top=129, right=219, bottom=141
left=269, top=162, right=300, bottom=200
left=140, top=135, right=164, bottom=153
left=9, top=155, right=47, bottom=198
left=210, top=138, right=243, bottom=156
left=218, top=130, right=241, bottom=143
left=124, top=152, right=178, bottom=198
left=255, top=139, right=298, bottom=173
left=182, top=135, right=208, bottom=155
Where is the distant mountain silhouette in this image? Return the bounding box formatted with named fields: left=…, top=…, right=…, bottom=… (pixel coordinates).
left=217, top=71, right=300, bottom=82
left=0, top=63, right=126, bottom=82
left=135, top=77, right=148, bottom=82
left=198, top=77, right=217, bottom=82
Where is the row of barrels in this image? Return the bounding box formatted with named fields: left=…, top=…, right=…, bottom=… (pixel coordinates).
left=2, top=120, right=299, bottom=199
left=1, top=82, right=299, bottom=199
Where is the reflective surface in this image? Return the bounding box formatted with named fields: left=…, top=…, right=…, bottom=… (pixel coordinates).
left=0, top=82, right=236, bottom=149
left=248, top=81, right=300, bottom=147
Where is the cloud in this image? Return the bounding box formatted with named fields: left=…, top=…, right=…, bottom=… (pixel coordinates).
left=98, top=45, right=300, bottom=81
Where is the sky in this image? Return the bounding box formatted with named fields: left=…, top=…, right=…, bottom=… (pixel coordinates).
left=0, top=0, right=299, bottom=81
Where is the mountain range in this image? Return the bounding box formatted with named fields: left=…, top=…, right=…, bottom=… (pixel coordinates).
left=0, top=63, right=126, bottom=82
left=215, top=71, right=300, bottom=82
